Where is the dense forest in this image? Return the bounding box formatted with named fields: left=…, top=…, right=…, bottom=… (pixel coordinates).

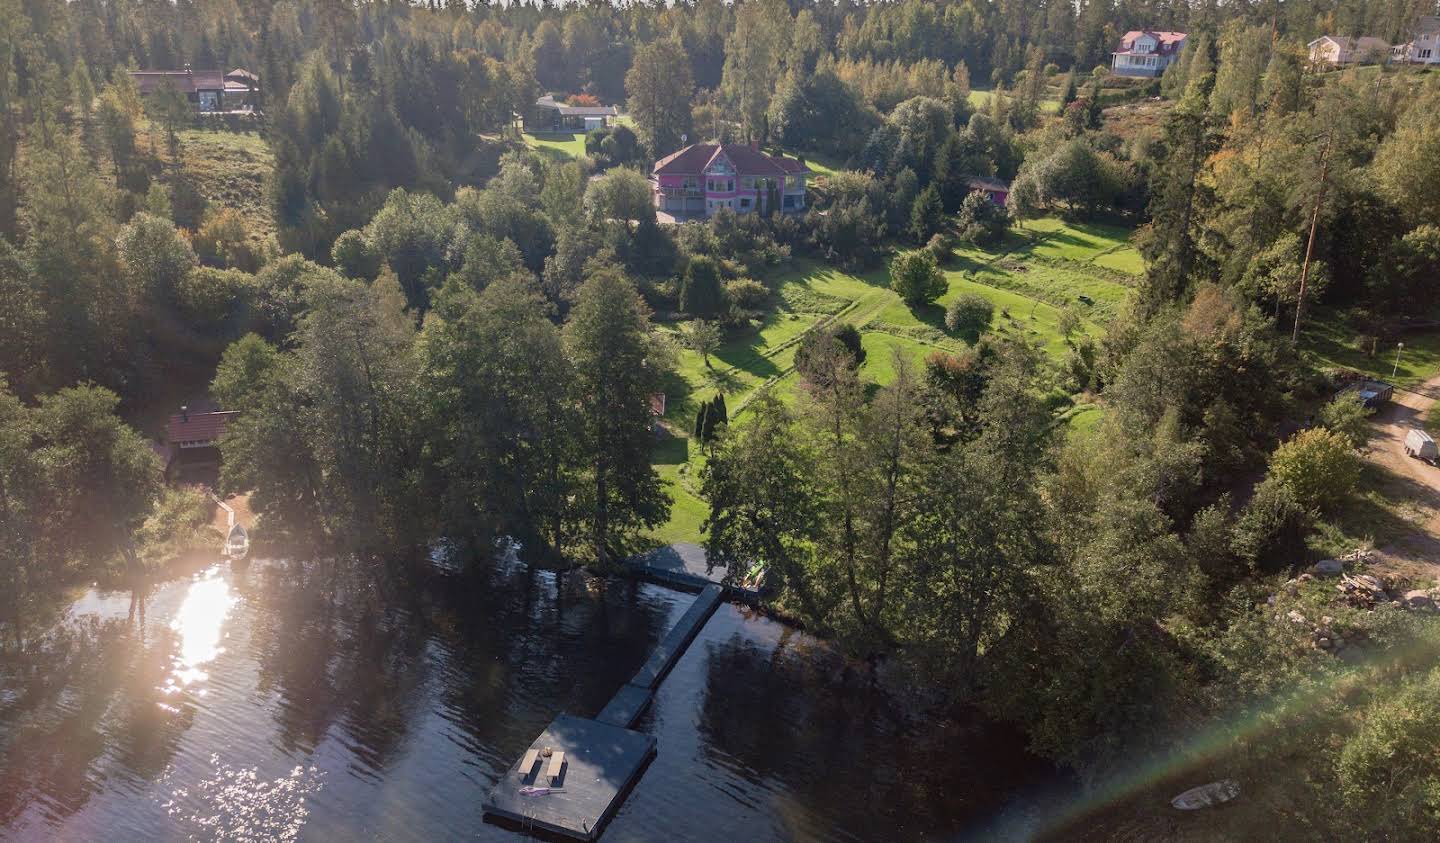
left=3, top=0, right=1440, bottom=835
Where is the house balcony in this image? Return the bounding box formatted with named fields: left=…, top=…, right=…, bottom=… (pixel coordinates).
left=657, top=186, right=704, bottom=199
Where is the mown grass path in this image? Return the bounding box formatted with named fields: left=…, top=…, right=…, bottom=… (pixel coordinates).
left=647, top=216, right=1142, bottom=546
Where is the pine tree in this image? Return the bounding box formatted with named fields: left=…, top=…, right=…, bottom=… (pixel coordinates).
left=694, top=401, right=711, bottom=439
left=713, top=392, right=728, bottom=425
left=910, top=185, right=944, bottom=243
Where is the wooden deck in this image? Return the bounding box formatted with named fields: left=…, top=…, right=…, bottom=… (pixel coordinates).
left=483, top=584, right=726, bottom=839
left=482, top=714, right=656, bottom=841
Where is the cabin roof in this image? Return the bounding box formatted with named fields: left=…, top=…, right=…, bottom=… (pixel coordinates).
left=130, top=69, right=225, bottom=94
left=166, top=410, right=238, bottom=444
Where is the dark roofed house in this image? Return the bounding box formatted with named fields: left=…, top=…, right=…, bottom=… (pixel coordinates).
left=129, top=67, right=259, bottom=113
left=163, top=406, right=239, bottom=483
left=652, top=142, right=810, bottom=219
left=525, top=94, right=620, bottom=132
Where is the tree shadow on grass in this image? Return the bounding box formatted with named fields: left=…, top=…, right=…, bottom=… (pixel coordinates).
left=652, top=432, right=690, bottom=466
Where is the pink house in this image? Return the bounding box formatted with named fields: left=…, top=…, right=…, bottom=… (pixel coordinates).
left=967, top=176, right=1009, bottom=206
left=652, top=143, right=810, bottom=218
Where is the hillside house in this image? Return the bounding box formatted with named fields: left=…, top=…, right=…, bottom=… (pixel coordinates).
left=130, top=67, right=259, bottom=112
left=1111, top=31, right=1187, bottom=77
left=525, top=94, right=619, bottom=132
left=1308, top=35, right=1391, bottom=66
left=1392, top=16, right=1440, bottom=64
left=967, top=176, right=1010, bottom=206
left=652, top=142, right=809, bottom=219
left=162, top=407, right=238, bottom=483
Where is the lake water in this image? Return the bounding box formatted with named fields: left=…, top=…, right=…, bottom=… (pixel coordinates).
left=0, top=555, right=1055, bottom=841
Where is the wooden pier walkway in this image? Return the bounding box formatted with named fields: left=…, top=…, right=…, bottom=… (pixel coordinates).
left=482, top=584, right=725, bottom=840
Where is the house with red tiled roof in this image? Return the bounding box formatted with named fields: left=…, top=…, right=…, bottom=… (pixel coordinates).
left=652, top=142, right=810, bottom=218
left=162, top=406, right=238, bottom=483
left=1111, top=31, right=1187, bottom=77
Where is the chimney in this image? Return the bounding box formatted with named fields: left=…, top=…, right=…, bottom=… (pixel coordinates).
left=180, top=405, right=189, bottom=422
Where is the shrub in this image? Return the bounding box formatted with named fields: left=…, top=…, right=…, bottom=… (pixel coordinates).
left=926, top=233, right=955, bottom=264
left=724, top=277, right=769, bottom=310
left=945, top=292, right=995, bottom=337
left=890, top=249, right=947, bottom=307
left=1336, top=667, right=1440, bottom=826
left=1318, top=394, right=1374, bottom=449
left=795, top=322, right=866, bottom=386
left=192, top=208, right=262, bottom=272
left=1268, top=428, right=1361, bottom=512
left=1231, top=477, right=1313, bottom=572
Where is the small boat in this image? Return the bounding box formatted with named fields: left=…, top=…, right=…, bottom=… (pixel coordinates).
left=1171, top=779, right=1240, bottom=810
left=224, top=523, right=250, bottom=560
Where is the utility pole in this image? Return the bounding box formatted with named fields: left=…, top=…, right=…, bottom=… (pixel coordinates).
left=1293, top=129, right=1332, bottom=345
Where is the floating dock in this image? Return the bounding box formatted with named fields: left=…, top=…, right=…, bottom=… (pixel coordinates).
left=483, top=584, right=725, bottom=839
left=482, top=714, right=656, bottom=841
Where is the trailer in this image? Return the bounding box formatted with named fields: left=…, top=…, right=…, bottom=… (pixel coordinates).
left=1405, top=428, right=1437, bottom=463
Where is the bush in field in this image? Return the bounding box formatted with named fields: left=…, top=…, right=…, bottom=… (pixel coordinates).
left=1268, top=428, right=1360, bottom=512
left=926, top=233, right=955, bottom=264
left=724, top=278, right=769, bottom=310
left=945, top=292, right=994, bottom=338
left=795, top=323, right=866, bottom=386
left=890, top=248, right=946, bottom=307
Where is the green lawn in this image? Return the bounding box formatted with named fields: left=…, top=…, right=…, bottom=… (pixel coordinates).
left=138, top=120, right=274, bottom=238
left=1301, top=307, right=1440, bottom=389
left=522, top=131, right=588, bottom=160
left=644, top=216, right=1138, bottom=547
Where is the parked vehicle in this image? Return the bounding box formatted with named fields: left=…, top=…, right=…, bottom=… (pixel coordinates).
left=1336, top=378, right=1394, bottom=409
left=1354, top=380, right=1394, bottom=408
left=1405, top=428, right=1437, bottom=463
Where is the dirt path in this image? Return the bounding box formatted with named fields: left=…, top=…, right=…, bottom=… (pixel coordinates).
left=1364, top=375, right=1440, bottom=579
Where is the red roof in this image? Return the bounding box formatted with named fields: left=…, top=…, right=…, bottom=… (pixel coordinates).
left=130, top=69, right=225, bottom=95
left=653, top=143, right=809, bottom=178
left=166, top=411, right=238, bottom=445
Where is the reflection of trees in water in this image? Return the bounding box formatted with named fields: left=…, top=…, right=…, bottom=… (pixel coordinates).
left=0, top=607, right=190, bottom=827
left=239, top=549, right=679, bottom=779
left=696, top=632, right=1043, bottom=839
left=423, top=556, right=679, bottom=766
left=244, top=559, right=429, bottom=772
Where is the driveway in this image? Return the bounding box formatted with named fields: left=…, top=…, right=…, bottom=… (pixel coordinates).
left=1364, top=375, right=1440, bottom=578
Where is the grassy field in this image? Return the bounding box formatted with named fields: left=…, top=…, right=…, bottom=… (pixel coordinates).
left=645, top=216, right=1142, bottom=546
left=521, top=131, right=588, bottom=161
left=138, top=121, right=274, bottom=238
left=1301, top=307, right=1440, bottom=389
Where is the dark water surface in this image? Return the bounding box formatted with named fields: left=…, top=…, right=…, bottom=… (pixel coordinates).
left=0, top=555, right=1053, bottom=841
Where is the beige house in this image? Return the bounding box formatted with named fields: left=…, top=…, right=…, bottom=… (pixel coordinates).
left=1307, top=35, right=1392, bottom=66
left=1392, top=16, right=1440, bottom=64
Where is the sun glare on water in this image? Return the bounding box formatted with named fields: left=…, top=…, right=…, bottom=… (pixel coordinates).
left=163, top=568, right=238, bottom=693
